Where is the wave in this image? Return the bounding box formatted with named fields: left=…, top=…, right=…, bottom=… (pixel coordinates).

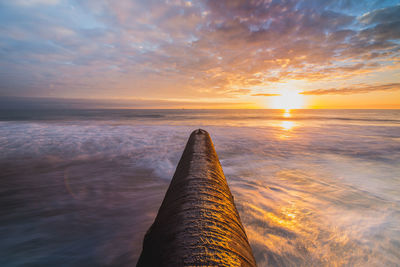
left=1, top=114, right=400, bottom=265
left=1, top=110, right=399, bottom=125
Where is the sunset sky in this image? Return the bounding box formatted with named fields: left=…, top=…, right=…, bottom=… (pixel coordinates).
left=1, top=0, right=399, bottom=108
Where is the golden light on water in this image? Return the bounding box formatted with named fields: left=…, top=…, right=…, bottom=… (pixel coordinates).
left=281, top=121, right=296, bottom=131
left=283, top=109, right=291, bottom=118
left=280, top=109, right=296, bottom=131
left=276, top=109, right=298, bottom=139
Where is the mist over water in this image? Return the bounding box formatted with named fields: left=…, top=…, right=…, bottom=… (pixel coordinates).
left=1, top=109, right=399, bottom=266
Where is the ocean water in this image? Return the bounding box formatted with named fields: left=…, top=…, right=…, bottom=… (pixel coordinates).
left=1, top=109, right=399, bottom=266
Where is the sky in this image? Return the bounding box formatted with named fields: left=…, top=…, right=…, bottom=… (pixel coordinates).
left=0, top=0, right=399, bottom=108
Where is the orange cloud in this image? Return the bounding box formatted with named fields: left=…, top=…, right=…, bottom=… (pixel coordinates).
left=0, top=0, right=399, bottom=106
left=301, top=83, right=400, bottom=95
left=251, top=93, right=280, bottom=97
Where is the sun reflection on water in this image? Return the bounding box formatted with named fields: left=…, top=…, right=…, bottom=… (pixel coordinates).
left=281, top=121, right=295, bottom=131
left=278, top=109, right=298, bottom=138
left=283, top=109, right=291, bottom=118
left=242, top=191, right=359, bottom=266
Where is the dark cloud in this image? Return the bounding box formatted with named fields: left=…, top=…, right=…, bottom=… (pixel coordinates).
left=301, top=83, right=400, bottom=95
left=359, top=5, right=400, bottom=24
left=360, top=21, right=400, bottom=41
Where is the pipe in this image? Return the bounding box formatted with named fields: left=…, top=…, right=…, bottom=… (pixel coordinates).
left=137, top=129, right=256, bottom=266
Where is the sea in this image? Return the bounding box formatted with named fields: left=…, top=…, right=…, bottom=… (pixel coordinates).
left=1, top=109, right=399, bottom=266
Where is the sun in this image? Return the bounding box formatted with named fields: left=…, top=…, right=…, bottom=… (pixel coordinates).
left=269, top=89, right=305, bottom=109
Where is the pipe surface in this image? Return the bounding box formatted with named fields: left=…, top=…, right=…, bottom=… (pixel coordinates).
left=137, top=129, right=256, bottom=267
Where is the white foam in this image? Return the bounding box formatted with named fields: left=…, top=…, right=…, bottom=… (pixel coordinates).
left=1, top=117, right=400, bottom=265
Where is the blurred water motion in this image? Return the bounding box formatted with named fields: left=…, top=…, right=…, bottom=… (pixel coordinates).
left=1, top=109, right=400, bottom=266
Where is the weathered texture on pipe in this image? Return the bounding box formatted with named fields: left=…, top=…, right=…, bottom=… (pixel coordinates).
left=137, top=129, right=256, bottom=267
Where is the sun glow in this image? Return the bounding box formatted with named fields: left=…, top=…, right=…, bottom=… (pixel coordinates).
left=281, top=121, right=295, bottom=131
left=283, top=109, right=291, bottom=118
left=270, top=89, right=305, bottom=109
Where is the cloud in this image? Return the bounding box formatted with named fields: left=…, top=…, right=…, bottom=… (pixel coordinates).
left=251, top=93, right=280, bottom=97
left=0, top=0, right=399, bottom=100
left=301, top=83, right=400, bottom=95
left=12, top=0, right=60, bottom=6
left=359, top=5, right=400, bottom=25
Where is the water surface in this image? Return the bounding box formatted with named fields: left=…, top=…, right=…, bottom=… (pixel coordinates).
left=1, top=109, right=399, bottom=266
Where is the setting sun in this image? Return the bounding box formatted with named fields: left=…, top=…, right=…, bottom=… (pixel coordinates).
left=269, top=89, right=305, bottom=109
left=1, top=1, right=400, bottom=266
